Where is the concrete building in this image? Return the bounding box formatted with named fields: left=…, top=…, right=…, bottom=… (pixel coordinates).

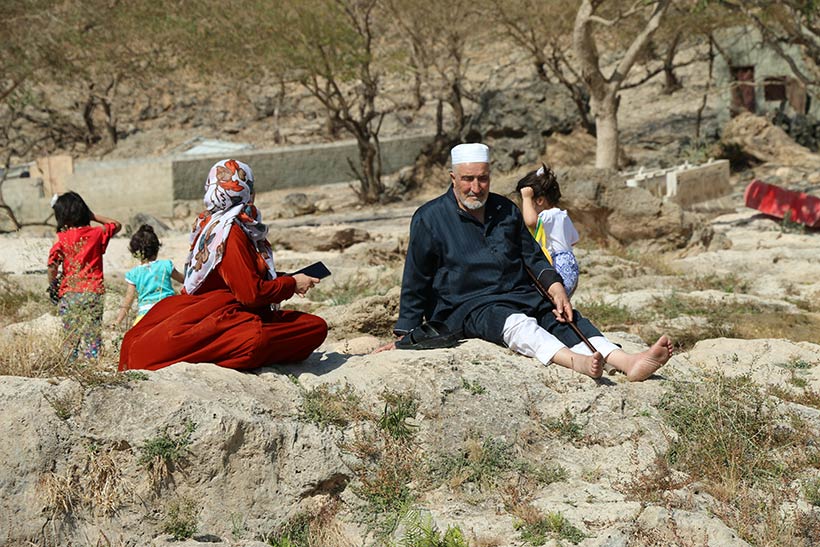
left=714, top=26, right=819, bottom=125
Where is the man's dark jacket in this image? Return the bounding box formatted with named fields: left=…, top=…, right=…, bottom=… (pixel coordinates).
left=395, top=187, right=566, bottom=343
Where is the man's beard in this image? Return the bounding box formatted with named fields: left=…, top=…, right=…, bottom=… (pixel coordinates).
left=458, top=193, right=486, bottom=210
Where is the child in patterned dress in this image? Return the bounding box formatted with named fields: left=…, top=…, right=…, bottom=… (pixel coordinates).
left=48, top=192, right=122, bottom=359
left=517, top=163, right=580, bottom=296
left=113, top=224, right=184, bottom=328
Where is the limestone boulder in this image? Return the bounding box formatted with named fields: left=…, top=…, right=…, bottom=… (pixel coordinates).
left=2, top=335, right=818, bottom=545
left=721, top=112, right=820, bottom=168
left=466, top=80, right=580, bottom=172
left=556, top=167, right=704, bottom=250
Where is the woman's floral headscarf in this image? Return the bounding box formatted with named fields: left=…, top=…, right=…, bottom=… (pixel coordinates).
left=183, top=159, right=276, bottom=294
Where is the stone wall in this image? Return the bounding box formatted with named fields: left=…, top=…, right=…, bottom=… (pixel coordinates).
left=69, top=157, right=175, bottom=219
left=171, top=134, right=434, bottom=200
left=3, top=134, right=434, bottom=226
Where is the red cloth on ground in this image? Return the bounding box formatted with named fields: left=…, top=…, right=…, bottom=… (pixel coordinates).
left=48, top=223, right=117, bottom=296
left=118, top=224, right=327, bottom=371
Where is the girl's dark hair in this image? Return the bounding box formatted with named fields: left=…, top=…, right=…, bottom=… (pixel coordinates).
left=129, top=224, right=161, bottom=261
left=53, top=191, right=92, bottom=232
left=515, top=163, right=561, bottom=206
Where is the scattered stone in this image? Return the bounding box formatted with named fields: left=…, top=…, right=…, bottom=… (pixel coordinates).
left=127, top=213, right=171, bottom=237
left=721, top=112, right=820, bottom=168
left=333, top=335, right=381, bottom=355
left=316, top=228, right=370, bottom=252
left=280, top=193, right=317, bottom=218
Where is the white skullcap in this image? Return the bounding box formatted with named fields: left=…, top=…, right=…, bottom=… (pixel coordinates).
left=451, top=143, right=490, bottom=166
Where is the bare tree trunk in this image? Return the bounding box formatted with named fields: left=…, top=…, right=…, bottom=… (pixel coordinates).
left=0, top=152, right=23, bottom=231
left=663, top=32, right=682, bottom=94
left=82, top=93, right=97, bottom=146
left=273, top=79, right=285, bottom=144
left=593, top=94, right=619, bottom=169
left=448, top=80, right=465, bottom=135
left=352, top=135, right=384, bottom=203
left=100, top=98, right=117, bottom=146
left=696, top=37, right=715, bottom=139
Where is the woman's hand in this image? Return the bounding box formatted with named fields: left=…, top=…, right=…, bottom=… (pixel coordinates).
left=292, top=274, right=320, bottom=296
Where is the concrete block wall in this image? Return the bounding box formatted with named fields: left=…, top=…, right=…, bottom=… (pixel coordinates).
left=171, top=133, right=434, bottom=200
left=4, top=133, right=434, bottom=226
left=672, top=160, right=732, bottom=207
left=624, top=159, right=731, bottom=207
left=68, top=157, right=175, bottom=220
left=2, top=177, right=53, bottom=226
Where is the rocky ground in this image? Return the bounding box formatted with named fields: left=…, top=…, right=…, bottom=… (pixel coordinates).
left=1, top=129, right=819, bottom=545
left=2, top=37, right=820, bottom=547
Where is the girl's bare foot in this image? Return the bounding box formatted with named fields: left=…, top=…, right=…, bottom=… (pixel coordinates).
left=570, top=351, right=604, bottom=379
left=624, top=335, right=673, bottom=381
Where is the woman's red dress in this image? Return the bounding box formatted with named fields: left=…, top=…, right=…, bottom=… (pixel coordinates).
left=118, top=225, right=327, bottom=371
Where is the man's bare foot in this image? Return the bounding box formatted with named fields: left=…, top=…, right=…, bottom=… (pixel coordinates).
left=624, top=335, right=673, bottom=381
left=371, top=341, right=396, bottom=354
left=570, top=351, right=604, bottom=379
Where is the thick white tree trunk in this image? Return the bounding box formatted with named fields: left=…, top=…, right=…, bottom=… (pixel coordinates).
left=572, top=0, right=670, bottom=170
left=593, top=94, right=619, bottom=169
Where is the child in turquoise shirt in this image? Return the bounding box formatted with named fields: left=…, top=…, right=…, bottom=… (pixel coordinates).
left=113, top=225, right=184, bottom=327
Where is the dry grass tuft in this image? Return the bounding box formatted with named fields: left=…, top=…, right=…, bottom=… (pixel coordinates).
left=39, top=469, right=79, bottom=516
left=622, top=454, right=688, bottom=504
left=82, top=443, right=133, bottom=516
left=659, top=373, right=820, bottom=545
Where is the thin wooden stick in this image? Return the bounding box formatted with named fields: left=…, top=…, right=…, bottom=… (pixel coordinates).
left=525, top=267, right=598, bottom=354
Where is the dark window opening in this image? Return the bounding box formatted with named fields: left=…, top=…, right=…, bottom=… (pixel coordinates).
left=764, top=77, right=787, bottom=101
left=730, top=65, right=756, bottom=115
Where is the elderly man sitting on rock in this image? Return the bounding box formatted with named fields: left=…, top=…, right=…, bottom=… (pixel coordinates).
left=378, top=143, right=672, bottom=381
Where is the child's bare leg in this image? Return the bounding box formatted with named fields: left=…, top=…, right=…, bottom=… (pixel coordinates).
left=604, top=335, right=673, bottom=381
left=552, top=348, right=604, bottom=379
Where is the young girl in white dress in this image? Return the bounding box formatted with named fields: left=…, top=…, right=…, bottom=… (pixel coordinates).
left=517, top=163, right=580, bottom=296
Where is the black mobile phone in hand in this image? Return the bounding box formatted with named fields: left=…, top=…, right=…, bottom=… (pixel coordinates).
left=292, top=261, right=332, bottom=279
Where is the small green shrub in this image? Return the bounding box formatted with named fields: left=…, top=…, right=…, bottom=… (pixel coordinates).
left=123, top=370, right=149, bottom=381
left=542, top=409, right=583, bottom=442
left=378, top=390, right=419, bottom=440
left=345, top=406, right=421, bottom=538
left=577, top=300, right=632, bottom=327
left=298, top=381, right=366, bottom=430
left=139, top=419, right=196, bottom=466
left=267, top=513, right=310, bottom=547
left=784, top=357, right=813, bottom=370
left=139, top=419, right=197, bottom=486
left=460, top=377, right=486, bottom=395
left=45, top=392, right=79, bottom=420
left=515, top=512, right=586, bottom=545
left=804, top=478, right=820, bottom=506
left=515, top=461, right=568, bottom=487
left=428, top=436, right=514, bottom=490
left=162, top=496, right=199, bottom=540
left=781, top=210, right=807, bottom=234
left=690, top=273, right=750, bottom=294
left=768, top=384, right=820, bottom=409
left=399, top=509, right=469, bottom=547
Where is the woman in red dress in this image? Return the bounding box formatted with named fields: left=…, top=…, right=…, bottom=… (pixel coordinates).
left=118, top=159, right=327, bottom=371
